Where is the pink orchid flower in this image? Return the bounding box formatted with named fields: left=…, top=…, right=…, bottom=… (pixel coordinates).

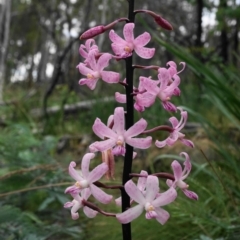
left=155, top=108, right=194, bottom=148
left=78, top=52, right=120, bottom=90
left=115, top=77, right=156, bottom=112
left=115, top=170, right=148, bottom=206
left=167, top=152, right=198, bottom=200
left=141, top=68, right=181, bottom=112
left=65, top=153, right=113, bottom=204
left=89, top=107, right=152, bottom=155
left=64, top=188, right=98, bottom=220
left=109, top=23, right=155, bottom=59
left=79, top=39, right=99, bottom=65
left=116, top=176, right=177, bottom=224
left=158, top=61, right=185, bottom=96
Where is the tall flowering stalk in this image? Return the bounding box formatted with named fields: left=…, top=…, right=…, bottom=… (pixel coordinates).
left=64, top=1, right=198, bottom=240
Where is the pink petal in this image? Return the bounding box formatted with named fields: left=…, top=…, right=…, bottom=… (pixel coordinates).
left=64, top=201, right=73, bottom=208
left=169, top=116, right=179, bottom=128
left=134, top=32, right=151, bottom=46
left=137, top=170, right=148, bottom=192
left=154, top=208, right=170, bottom=225
left=107, top=115, right=114, bottom=127
left=158, top=68, right=171, bottom=88
left=87, top=162, right=108, bottom=183
left=145, top=176, right=159, bottom=202
left=115, top=92, right=126, bottom=103
left=166, top=61, right=177, bottom=69
left=173, top=87, right=181, bottom=96
left=71, top=200, right=82, bottom=220
left=92, top=118, right=117, bottom=139
left=134, top=46, right=155, bottom=59
left=162, top=101, right=177, bottom=112
left=78, top=63, right=95, bottom=76
left=180, top=138, right=194, bottom=148
left=79, top=78, right=98, bottom=90
left=90, top=184, right=112, bottom=204
left=79, top=44, right=88, bottom=59
left=83, top=206, right=98, bottom=218
left=111, top=43, right=127, bottom=56
left=101, top=71, right=120, bottom=83
left=89, top=142, right=98, bottom=153
left=81, top=153, right=95, bottom=178
left=91, top=138, right=116, bottom=152
left=97, top=53, right=112, bottom=71
left=155, top=140, right=167, bottom=148
left=152, top=187, right=177, bottom=207
left=126, top=136, right=152, bottom=149
left=182, top=189, right=198, bottom=200
left=141, top=77, right=159, bottom=95
left=136, top=93, right=156, bottom=107
left=181, top=152, right=192, bottom=171
left=112, top=145, right=125, bottom=156
left=124, top=180, right=145, bottom=205
left=87, top=51, right=98, bottom=70
left=134, top=103, right=145, bottom=112
left=124, top=118, right=147, bottom=138
left=68, top=161, right=83, bottom=182
left=123, top=23, right=134, bottom=42
left=116, top=204, right=143, bottom=224
left=171, top=160, right=183, bottom=180
left=109, top=30, right=126, bottom=44
left=113, top=107, right=125, bottom=135
left=115, top=196, right=122, bottom=206
left=81, top=188, right=92, bottom=200
left=165, top=75, right=181, bottom=96
left=166, top=179, right=173, bottom=188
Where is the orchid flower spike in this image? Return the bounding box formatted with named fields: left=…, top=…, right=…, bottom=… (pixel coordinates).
left=64, top=189, right=98, bottom=220
left=155, top=107, right=194, bottom=148
left=167, top=152, right=198, bottom=200
left=89, top=107, right=152, bottom=155
left=116, top=176, right=177, bottom=224
left=65, top=153, right=113, bottom=204
left=109, top=23, right=155, bottom=59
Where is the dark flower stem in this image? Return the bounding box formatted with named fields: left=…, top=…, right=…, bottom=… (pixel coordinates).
left=122, top=0, right=135, bottom=240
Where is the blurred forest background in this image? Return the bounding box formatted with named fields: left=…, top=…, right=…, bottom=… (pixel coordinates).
left=0, top=0, right=240, bottom=239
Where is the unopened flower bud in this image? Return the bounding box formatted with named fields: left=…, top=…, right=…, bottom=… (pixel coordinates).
left=135, top=10, right=173, bottom=30
left=154, top=16, right=173, bottom=30
left=80, top=25, right=105, bottom=40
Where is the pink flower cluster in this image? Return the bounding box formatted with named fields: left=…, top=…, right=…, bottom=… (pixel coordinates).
left=63, top=14, right=198, bottom=230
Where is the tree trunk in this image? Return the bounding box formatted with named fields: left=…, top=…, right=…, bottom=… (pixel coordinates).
left=0, top=0, right=12, bottom=103
left=219, top=0, right=228, bottom=63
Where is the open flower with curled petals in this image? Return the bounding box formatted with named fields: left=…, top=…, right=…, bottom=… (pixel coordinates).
left=64, top=189, right=98, bottom=220
left=65, top=153, right=112, bottom=204
left=78, top=52, right=120, bottom=90
left=116, top=176, right=177, bottom=224
left=115, top=170, right=148, bottom=206
left=89, top=107, right=152, bottom=155
left=158, top=61, right=185, bottom=96
left=167, top=152, right=198, bottom=200
left=141, top=69, right=180, bottom=112
left=155, top=108, right=194, bottom=148
left=109, top=23, right=155, bottom=59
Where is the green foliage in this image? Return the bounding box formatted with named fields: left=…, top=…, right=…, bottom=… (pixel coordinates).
left=0, top=123, right=85, bottom=240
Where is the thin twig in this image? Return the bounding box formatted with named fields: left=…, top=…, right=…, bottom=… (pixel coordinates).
left=0, top=182, right=72, bottom=198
